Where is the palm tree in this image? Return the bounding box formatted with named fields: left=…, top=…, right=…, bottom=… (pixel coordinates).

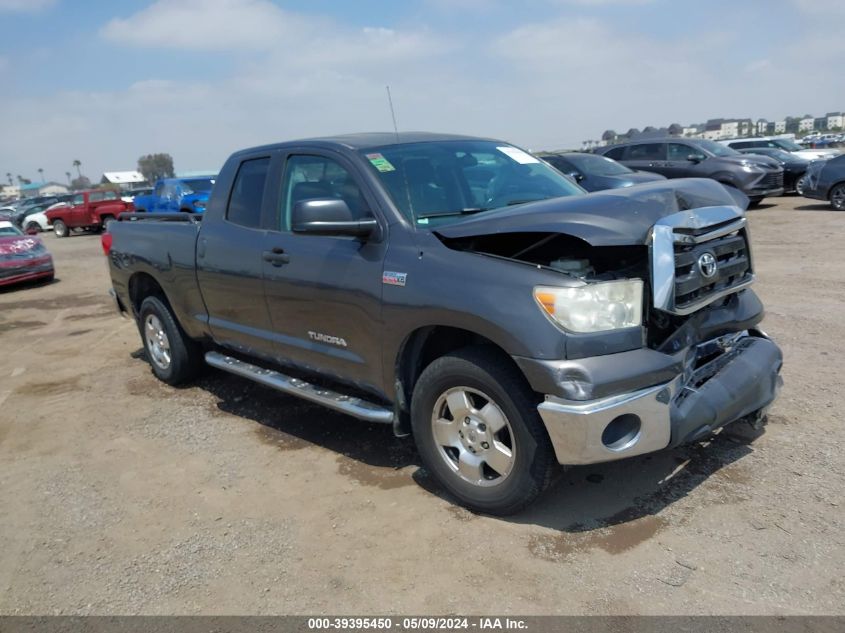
left=5, top=173, right=11, bottom=186
left=37, top=168, right=44, bottom=183
left=16, top=175, right=23, bottom=184
left=65, top=171, right=71, bottom=185
left=72, top=159, right=82, bottom=178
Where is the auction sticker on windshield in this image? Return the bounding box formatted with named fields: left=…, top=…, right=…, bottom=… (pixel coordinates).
left=366, top=153, right=396, bottom=172
left=497, top=146, right=539, bottom=164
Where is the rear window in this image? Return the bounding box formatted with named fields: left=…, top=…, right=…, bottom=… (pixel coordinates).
left=226, top=157, right=271, bottom=228
left=603, top=147, right=626, bottom=160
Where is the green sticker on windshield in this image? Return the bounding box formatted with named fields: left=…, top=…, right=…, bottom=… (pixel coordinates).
left=366, top=153, right=396, bottom=172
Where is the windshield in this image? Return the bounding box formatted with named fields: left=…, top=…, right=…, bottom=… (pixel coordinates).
left=182, top=178, right=215, bottom=194
left=566, top=153, right=632, bottom=176
left=772, top=138, right=803, bottom=152
left=359, top=141, right=584, bottom=226
left=745, top=148, right=792, bottom=162
left=0, top=224, right=23, bottom=236
left=693, top=139, right=739, bottom=157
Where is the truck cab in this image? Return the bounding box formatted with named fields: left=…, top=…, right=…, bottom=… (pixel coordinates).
left=45, top=189, right=132, bottom=237
left=133, top=176, right=217, bottom=214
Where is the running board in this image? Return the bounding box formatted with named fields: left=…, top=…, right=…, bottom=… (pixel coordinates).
left=204, top=352, right=394, bottom=424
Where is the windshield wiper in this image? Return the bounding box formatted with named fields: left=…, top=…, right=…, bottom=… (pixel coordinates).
left=416, top=207, right=489, bottom=219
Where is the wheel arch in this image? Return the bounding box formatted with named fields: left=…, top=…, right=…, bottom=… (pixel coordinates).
left=128, top=271, right=171, bottom=318
left=392, top=325, right=528, bottom=435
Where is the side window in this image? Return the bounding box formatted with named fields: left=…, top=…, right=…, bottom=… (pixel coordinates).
left=626, top=143, right=665, bottom=160
left=604, top=147, right=626, bottom=160
left=226, top=157, right=270, bottom=228
left=279, top=155, right=368, bottom=231
left=668, top=144, right=694, bottom=161
left=547, top=157, right=575, bottom=173
left=104, top=191, right=117, bottom=200
left=72, top=194, right=84, bottom=206
left=89, top=191, right=104, bottom=202
left=154, top=183, right=164, bottom=197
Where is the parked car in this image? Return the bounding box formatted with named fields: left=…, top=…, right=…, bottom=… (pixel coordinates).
left=132, top=176, right=216, bottom=214
left=11, top=199, right=60, bottom=232
left=44, top=189, right=133, bottom=237
left=802, top=154, right=845, bottom=210
left=105, top=132, right=782, bottom=515
left=539, top=152, right=666, bottom=192
left=0, top=220, right=54, bottom=287
left=721, top=136, right=838, bottom=161
left=735, top=147, right=810, bottom=195
left=598, top=137, right=784, bottom=204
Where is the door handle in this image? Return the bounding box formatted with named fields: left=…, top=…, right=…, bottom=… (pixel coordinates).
left=262, top=247, right=290, bottom=266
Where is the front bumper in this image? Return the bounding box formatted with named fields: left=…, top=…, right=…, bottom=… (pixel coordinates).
left=536, top=332, right=783, bottom=465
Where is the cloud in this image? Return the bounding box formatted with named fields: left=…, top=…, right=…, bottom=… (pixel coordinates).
left=100, top=0, right=308, bottom=51
left=0, top=0, right=55, bottom=11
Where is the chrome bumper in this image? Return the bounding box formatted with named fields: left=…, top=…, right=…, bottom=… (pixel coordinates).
left=537, top=380, right=677, bottom=465
left=536, top=334, right=783, bottom=466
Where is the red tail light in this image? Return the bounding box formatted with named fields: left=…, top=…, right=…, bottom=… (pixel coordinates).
left=101, top=231, right=113, bottom=256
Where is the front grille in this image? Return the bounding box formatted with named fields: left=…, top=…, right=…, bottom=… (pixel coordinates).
left=672, top=228, right=752, bottom=313
left=758, top=171, right=784, bottom=190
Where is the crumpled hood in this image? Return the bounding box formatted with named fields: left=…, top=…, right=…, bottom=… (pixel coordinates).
left=435, top=178, right=748, bottom=247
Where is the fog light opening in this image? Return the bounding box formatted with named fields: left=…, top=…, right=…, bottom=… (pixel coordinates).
left=602, top=414, right=642, bottom=452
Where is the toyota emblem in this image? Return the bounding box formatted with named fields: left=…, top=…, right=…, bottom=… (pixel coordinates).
left=698, top=252, right=717, bottom=279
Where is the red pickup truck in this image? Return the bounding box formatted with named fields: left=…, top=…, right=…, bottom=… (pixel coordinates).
left=45, top=190, right=133, bottom=238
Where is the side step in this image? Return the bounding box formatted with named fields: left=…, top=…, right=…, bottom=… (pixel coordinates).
left=204, top=352, right=394, bottom=424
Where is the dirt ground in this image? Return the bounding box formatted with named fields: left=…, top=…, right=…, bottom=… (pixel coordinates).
left=0, top=195, right=843, bottom=616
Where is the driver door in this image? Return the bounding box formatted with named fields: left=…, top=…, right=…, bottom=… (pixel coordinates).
left=261, top=151, right=388, bottom=392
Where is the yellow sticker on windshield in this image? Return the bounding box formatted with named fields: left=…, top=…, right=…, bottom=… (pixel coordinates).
left=366, top=153, right=396, bottom=172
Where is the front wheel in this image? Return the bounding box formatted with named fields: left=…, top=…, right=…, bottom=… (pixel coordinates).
left=138, top=296, right=203, bottom=385
left=53, top=219, right=69, bottom=238
left=24, top=221, right=41, bottom=234
left=830, top=184, right=845, bottom=211
left=410, top=347, right=557, bottom=515
left=795, top=175, right=807, bottom=196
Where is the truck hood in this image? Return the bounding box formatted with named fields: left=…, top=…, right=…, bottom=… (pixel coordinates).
left=434, top=178, right=748, bottom=247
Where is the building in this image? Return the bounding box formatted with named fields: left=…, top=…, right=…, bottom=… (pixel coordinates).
left=101, top=171, right=147, bottom=189
left=1, top=184, right=21, bottom=200
left=19, top=181, right=71, bottom=198
left=826, top=112, right=844, bottom=130
left=774, top=120, right=787, bottom=134
left=799, top=117, right=815, bottom=133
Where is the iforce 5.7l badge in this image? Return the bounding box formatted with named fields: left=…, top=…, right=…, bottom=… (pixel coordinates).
left=382, top=271, right=407, bottom=287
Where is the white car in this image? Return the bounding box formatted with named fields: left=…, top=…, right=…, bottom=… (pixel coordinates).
left=19, top=202, right=64, bottom=233
left=720, top=136, right=839, bottom=161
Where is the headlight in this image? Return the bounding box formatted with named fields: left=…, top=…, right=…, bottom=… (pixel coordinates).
left=192, top=200, right=206, bottom=209
left=534, top=279, right=643, bottom=333
left=741, top=162, right=764, bottom=172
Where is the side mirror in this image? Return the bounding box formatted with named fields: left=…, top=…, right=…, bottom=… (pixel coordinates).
left=687, top=153, right=706, bottom=163
left=291, top=198, right=378, bottom=239
left=567, top=171, right=585, bottom=183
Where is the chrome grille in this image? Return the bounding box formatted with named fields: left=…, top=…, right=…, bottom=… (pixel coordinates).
left=759, top=171, right=784, bottom=189
left=650, top=206, right=755, bottom=316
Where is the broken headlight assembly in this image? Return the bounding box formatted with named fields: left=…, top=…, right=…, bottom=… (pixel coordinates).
left=534, top=279, right=644, bottom=333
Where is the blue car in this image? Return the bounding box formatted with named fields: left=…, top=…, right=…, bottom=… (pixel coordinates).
left=133, top=176, right=217, bottom=214
left=540, top=152, right=666, bottom=192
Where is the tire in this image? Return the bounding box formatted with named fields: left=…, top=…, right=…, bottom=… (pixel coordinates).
left=747, top=197, right=763, bottom=208
left=138, top=295, right=203, bottom=385
left=830, top=183, right=845, bottom=211
left=101, top=215, right=115, bottom=231
left=410, top=347, right=557, bottom=515
left=25, top=221, right=41, bottom=233
left=795, top=175, right=807, bottom=196
left=53, top=219, right=69, bottom=238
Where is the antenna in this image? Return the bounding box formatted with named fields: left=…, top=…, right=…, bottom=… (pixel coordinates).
left=386, top=85, right=400, bottom=141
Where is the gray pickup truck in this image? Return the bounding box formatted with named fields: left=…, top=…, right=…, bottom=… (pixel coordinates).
left=106, top=132, right=783, bottom=515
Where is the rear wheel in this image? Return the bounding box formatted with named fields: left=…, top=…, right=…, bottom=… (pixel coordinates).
left=138, top=296, right=203, bottom=385
left=830, top=184, right=845, bottom=210
left=101, top=215, right=116, bottom=230
left=53, top=219, right=69, bottom=238
left=410, top=347, right=557, bottom=515
left=24, top=221, right=41, bottom=234
left=795, top=175, right=807, bottom=196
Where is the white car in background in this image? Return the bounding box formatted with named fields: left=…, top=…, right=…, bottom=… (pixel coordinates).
left=20, top=202, right=64, bottom=233
left=720, top=136, right=839, bottom=161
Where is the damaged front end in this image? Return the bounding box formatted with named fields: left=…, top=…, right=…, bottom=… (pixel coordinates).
left=435, top=178, right=783, bottom=464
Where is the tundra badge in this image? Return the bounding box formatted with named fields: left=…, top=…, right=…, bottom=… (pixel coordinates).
left=383, top=271, right=407, bottom=287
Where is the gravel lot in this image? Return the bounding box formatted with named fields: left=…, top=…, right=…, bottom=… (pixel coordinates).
left=0, top=195, right=843, bottom=615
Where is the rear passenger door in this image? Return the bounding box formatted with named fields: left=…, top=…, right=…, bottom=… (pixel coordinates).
left=664, top=143, right=702, bottom=179
left=623, top=143, right=667, bottom=175
left=196, top=155, right=279, bottom=361
left=260, top=150, right=388, bottom=393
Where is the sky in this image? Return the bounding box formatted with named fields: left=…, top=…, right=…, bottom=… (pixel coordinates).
left=1, top=0, right=844, bottom=184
